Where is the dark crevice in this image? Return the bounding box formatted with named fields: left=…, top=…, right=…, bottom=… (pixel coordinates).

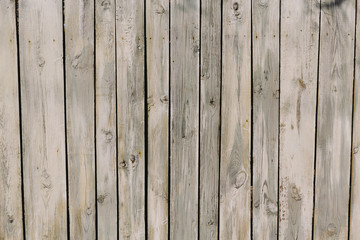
left=277, top=0, right=281, bottom=239
left=144, top=0, right=149, bottom=238
left=114, top=0, right=119, bottom=239
left=197, top=0, right=202, bottom=239
left=312, top=0, right=322, bottom=238
left=217, top=0, right=223, bottom=239
left=15, top=0, right=26, bottom=239
left=61, top=0, right=71, bottom=239
left=250, top=0, right=254, bottom=238
left=168, top=0, right=171, bottom=238
left=348, top=0, right=358, bottom=238
left=94, top=1, right=98, bottom=239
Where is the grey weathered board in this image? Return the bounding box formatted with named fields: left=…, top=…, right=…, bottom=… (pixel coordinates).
left=65, top=0, right=96, bottom=238
left=0, top=0, right=23, bottom=239
left=146, top=0, right=169, bottom=239
left=252, top=0, right=279, bottom=238
left=279, top=0, right=320, bottom=239
left=2, top=0, right=360, bottom=239
left=314, top=0, right=356, bottom=239
left=95, top=0, right=117, bottom=239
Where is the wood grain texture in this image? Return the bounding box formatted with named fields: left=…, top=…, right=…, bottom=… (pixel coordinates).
left=116, top=0, right=146, bottom=238
left=220, top=0, right=252, bottom=239
left=314, top=0, right=356, bottom=239
left=350, top=0, right=360, bottom=238
left=199, top=0, right=221, bottom=239
left=65, top=0, right=96, bottom=238
left=279, top=0, right=320, bottom=239
left=0, top=0, right=23, bottom=239
left=169, top=0, right=200, bottom=239
left=95, top=0, right=117, bottom=239
left=146, top=0, right=169, bottom=239
left=18, top=0, right=67, bottom=238
left=252, top=0, right=279, bottom=238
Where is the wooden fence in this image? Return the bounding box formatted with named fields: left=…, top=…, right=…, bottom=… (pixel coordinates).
left=1, top=0, right=360, bottom=239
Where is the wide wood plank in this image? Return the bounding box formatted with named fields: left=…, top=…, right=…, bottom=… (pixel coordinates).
left=146, top=0, right=169, bottom=239
left=350, top=0, right=360, bottom=238
left=314, top=0, right=356, bottom=239
left=0, top=0, right=23, bottom=239
left=95, top=0, right=117, bottom=239
left=116, top=0, right=146, bottom=238
left=278, top=0, right=320, bottom=239
left=170, top=0, right=200, bottom=239
left=199, top=0, right=221, bottom=239
left=220, top=0, right=252, bottom=239
left=64, top=0, right=96, bottom=238
left=252, top=0, right=279, bottom=238
left=18, top=0, right=67, bottom=238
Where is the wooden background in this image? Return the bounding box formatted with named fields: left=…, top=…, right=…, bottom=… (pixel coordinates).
left=1, top=0, right=360, bottom=239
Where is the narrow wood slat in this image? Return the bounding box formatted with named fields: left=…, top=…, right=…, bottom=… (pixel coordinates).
left=19, top=0, right=67, bottom=238
left=220, top=0, right=252, bottom=239
left=170, top=0, right=200, bottom=239
left=0, top=0, right=23, bottom=239
left=314, top=0, right=356, bottom=239
left=95, top=0, right=117, bottom=239
left=65, top=0, right=96, bottom=238
left=350, top=0, right=360, bottom=238
left=116, top=0, right=146, bottom=238
left=146, top=0, right=169, bottom=239
left=199, top=0, right=221, bottom=239
left=278, top=0, right=320, bottom=239
left=252, top=0, right=279, bottom=238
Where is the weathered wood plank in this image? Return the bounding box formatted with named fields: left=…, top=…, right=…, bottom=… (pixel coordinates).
left=252, top=0, right=279, bottom=238
left=18, top=0, right=67, bottom=238
left=64, top=0, right=96, bottom=238
left=170, top=0, right=200, bottom=239
left=350, top=0, right=360, bottom=238
left=146, top=0, right=169, bottom=239
left=314, top=0, right=356, bottom=239
left=220, top=0, right=252, bottom=239
left=0, top=0, right=23, bottom=239
left=279, top=0, right=320, bottom=239
left=199, top=0, right=221, bottom=239
left=95, top=0, right=117, bottom=239
left=116, top=0, right=145, bottom=238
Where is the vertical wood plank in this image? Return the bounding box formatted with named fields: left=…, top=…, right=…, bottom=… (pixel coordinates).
left=279, top=0, right=320, bottom=239
left=314, top=0, right=356, bottom=239
left=95, top=0, right=117, bottom=239
left=146, top=0, right=169, bottom=239
left=18, top=0, right=67, bottom=238
left=65, top=0, right=96, bottom=238
left=116, top=0, right=146, bottom=238
left=170, top=0, right=200, bottom=239
left=199, top=0, right=221, bottom=239
left=220, top=0, right=251, bottom=239
left=350, top=0, right=360, bottom=238
left=252, top=0, right=279, bottom=238
left=0, top=0, right=23, bottom=239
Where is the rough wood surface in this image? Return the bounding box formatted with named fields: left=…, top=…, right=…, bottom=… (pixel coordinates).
left=279, top=0, right=320, bottom=239
left=18, top=0, right=68, bottom=238
left=65, top=0, right=96, bottom=238
left=95, top=0, right=117, bottom=239
left=0, top=0, right=23, bottom=239
left=350, top=0, right=360, bottom=238
left=252, top=0, right=279, bottom=238
left=314, top=0, right=356, bottom=239
left=220, top=0, right=252, bottom=239
left=146, top=0, right=169, bottom=239
left=169, top=0, right=200, bottom=239
left=116, top=0, right=146, bottom=238
left=199, top=0, right=221, bottom=239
